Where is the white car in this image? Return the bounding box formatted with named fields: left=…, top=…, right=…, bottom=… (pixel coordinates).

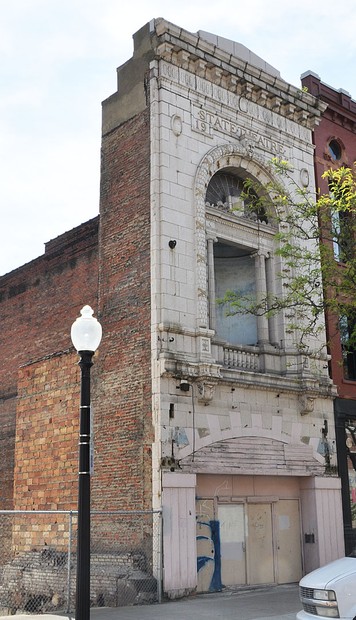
left=297, top=557, right=356, bottom=620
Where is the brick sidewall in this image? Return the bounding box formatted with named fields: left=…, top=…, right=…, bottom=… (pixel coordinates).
left=0, top=218, right=99, bottom=508
left=94, top=109, right=152, bottom=510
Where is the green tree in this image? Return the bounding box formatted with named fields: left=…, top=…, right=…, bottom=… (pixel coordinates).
left=218, top=159, right=356, bottom=352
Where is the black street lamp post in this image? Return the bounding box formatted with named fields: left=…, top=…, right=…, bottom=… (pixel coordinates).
left=71, top=306, right=102, bottom=620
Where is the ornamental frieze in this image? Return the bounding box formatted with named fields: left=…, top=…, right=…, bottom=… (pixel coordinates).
left=159, top=60, right=313, bottom=140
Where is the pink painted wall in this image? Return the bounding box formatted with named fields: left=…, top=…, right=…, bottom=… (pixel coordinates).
left=162, top=473, right=197, bottom=597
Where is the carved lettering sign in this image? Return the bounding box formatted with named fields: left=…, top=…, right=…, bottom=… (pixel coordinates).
left=192, top=107, right=286, bottom=156
left=193, top=108, right=243, bottom=139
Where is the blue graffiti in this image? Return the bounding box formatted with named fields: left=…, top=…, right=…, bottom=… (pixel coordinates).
left=196, top=519, right=222, bottom=591
left=197, top=535, right=214, bottom=572
left=197, top=553, right=213, bottom=572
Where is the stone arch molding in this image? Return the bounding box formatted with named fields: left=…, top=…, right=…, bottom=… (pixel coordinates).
left=194, top=143, right=283, bottom=329
left=177, top=418, right=323, bottom=462
left=178, top=431, right=324, bottom=477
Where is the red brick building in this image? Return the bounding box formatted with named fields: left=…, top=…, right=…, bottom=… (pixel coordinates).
left=0, top=218, right=99, bottom=510
left=302, top=71, right=356, bottom=553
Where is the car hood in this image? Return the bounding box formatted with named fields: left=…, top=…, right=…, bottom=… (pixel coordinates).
left=300, top=557, right=356, bottom=589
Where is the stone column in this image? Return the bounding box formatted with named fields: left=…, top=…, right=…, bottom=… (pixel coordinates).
left=266, top=252, right=279, bottom=346
left=254, top=250, right=270, bottom=344
left=207, top=236, right=217, bottom=332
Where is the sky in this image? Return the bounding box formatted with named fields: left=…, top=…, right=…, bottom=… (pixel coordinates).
left=1, top=0, right=356, bottom=276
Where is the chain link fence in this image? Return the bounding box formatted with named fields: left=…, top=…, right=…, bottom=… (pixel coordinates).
left=0, top=509, right=162, bottom=616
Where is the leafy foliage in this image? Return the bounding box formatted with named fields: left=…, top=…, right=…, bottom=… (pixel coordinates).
left=218, top=159, right=356, bottom=350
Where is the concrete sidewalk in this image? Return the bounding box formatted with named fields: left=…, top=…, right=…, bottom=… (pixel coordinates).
left=12, top=584, right=301, bottom=620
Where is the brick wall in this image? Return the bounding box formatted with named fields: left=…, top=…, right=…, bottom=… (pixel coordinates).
left=2, top=85, right=153, bottom=516
left=0, top=396, right=16, bottom=508
left=94, top=108, right=152, bottom=510
left=0, top=217, right=99, bottom=508
left=10, top=351, right=79, bottom=551
left=0, top=216, right=99, bottom=391
left=14, top=352, right=79, bottom=511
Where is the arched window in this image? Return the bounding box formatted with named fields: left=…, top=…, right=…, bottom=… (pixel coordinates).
left=205, top=169, right=277, bottom=348
left=328, top=139, right=342, bottom=162
left=205, top=171, right=269, bottom=225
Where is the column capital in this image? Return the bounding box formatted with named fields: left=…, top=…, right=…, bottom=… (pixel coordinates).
left=252, top=249, right=269, bottom=260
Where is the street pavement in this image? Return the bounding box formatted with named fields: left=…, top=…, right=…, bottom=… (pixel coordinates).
left=13, top=584, right=301, bottom=620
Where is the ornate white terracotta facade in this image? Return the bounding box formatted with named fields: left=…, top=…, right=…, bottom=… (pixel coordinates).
left=118, top=18, right=345, bottom=596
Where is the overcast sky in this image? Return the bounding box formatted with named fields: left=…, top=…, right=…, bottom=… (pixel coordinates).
left=1, top=0, right=356, bottom=276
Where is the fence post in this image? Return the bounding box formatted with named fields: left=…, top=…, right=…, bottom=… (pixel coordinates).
left=66, top=510, right=74, bottom=613
left=157, top=511, right=163, bottom=604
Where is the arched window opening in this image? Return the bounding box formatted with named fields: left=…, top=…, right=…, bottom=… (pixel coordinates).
left=328, top=139, right=342, bottom=162
left=205, top=169, right=277, bottom=349
left=206, top=171, right=269, bottom=225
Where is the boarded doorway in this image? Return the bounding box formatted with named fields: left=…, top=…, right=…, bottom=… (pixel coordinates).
left=197, top=497, right=302, bottom=591
left=219, top=502, right=274, bottom=586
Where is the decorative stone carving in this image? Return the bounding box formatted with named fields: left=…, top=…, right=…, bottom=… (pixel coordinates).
left=300, top=168, right=310, bottom=187
left=196, top=381, right=216, bottom=405
left=299, top=393, right=315, bottom=415
left=171, top=114, right=182, bottom=136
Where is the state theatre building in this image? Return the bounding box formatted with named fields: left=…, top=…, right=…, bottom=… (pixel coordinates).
left=0, top=19, right=345, bottom=600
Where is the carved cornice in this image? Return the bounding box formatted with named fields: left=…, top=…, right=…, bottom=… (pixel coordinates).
left=301, top=72, right=356, bottom=128
left=160, top=355, right=334, bottom=399
left=153, top=19, right=326, bottom=129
